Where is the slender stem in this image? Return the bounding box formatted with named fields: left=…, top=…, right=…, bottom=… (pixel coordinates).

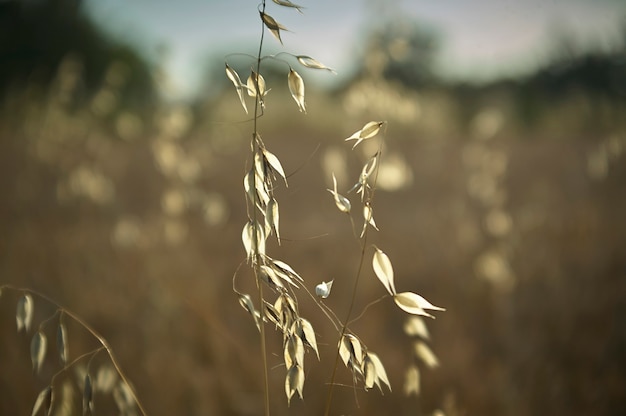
left=251, top=2, right=270, bottom=415
left=324, top=130, right=386, bottom=416
left=324, top=236, right=369, bottom=416
left=2, top=285, right=148, bottom=416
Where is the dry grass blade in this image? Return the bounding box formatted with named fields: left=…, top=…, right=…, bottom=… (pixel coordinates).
left=16, top=294, right=34, bottom=333
left=372, top=248, right=396, bottom=296
left=30, top=331, right=47, bottom=374
left=287, top=68, right=306, bottom=113
left=31, top=386, right=52, bottom=416
left=296, top=55, right=336, bottom=73
left=260, top=11, right=288, bottom=45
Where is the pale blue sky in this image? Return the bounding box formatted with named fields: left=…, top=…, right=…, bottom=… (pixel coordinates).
left=84, top=0, right=625, bottom=99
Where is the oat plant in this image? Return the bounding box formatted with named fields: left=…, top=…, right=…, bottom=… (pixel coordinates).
left=0, top=285, right=145, bottom=416
left=225, top=1, right=445, bottom=414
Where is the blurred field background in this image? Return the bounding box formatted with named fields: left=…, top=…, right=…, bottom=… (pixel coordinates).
left=1, top=0, right=626, bottom=415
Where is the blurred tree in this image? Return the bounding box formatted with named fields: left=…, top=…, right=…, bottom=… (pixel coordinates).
left=0, top=0, right=156, bottom=110
left=353, top=15, right=441, bottom=89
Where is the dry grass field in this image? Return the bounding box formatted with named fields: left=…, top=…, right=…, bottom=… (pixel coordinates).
left=1, top=61, right=625, bottom=416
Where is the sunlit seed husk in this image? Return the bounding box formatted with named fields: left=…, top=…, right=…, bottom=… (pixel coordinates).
left=372, top=248, right=396, bottom=296
left=263, top=148, right=287, bottom=186
left=225, top=64, right=248, bottom=114
left=82, top=374, right=93, bottom=415
left=403, top=316, right=430, bottom=339
left=414, top=341, right=439, bottom=368
left=296, top=55, right=336, bottom=73
left=30, top=331, right=47, bottom=374
left=288, top=68, right=306, bottom=113
left=57, top=321, right=68, bottom=365
left=31, top=386, right=52, bottom=416
left=272, top=0, right=305, bottom=13
left=260, top=11, right=288, bottom=44
left=368, top=352, right=391, bottom=391
left=16, top=294, right=34, bottom=333
left=404, top=365, right=420, bottom=396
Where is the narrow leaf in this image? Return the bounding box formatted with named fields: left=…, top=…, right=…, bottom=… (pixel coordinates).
left=30, top=331, right=47, bottom=374
left=287, top=68, right=306, bottom=113
left=17, top=294, right=34, bottom=333
left=260, top=11, right=288, bottom=44
left=56, top=320, right=68, bottom=366
left=372, top=248, right=396, bottom=296
left=296, top=55, right=336, bottom=73
left=31, top=386, right=52, bottom=416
